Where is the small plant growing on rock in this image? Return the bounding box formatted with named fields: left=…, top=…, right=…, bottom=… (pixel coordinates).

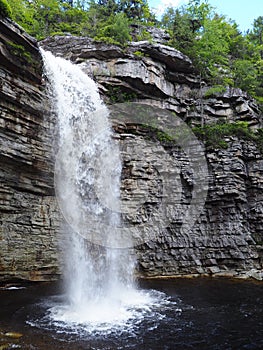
left=204, top=85, right=227, bottom=97
left=133, top=50, right=145, bottom=58
left=6, top=41, right=32, bottom=63
left=193, top=121, right=263, bottom=151
left=106, top=86, right=138, bottom=104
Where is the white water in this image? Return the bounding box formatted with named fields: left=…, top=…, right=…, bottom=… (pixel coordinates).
left=41, top=50, right=150, bottom=329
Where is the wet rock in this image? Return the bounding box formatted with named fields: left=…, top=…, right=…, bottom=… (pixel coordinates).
left=4, top=333, right=22, bottom=339
left=0, top=18, right=60, bottom=282
left=0, top=344, right=10, bottom=350
left=246, top=269, right=263, bottom=281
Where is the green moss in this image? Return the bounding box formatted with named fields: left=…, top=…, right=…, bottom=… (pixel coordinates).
left=0, top=0, right=12, bottom=18
left=155, top=130, right=175, bottom=142
left=6, top=41, right=32, bottom=63
left=138, top=124, right=180, bottom=145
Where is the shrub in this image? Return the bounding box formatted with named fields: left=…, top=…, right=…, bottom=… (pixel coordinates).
left=204, top=85, right=227, bottom=97
left=95, top=13, right=132, bottom=47
left=193, top=121, right=263, bottom=150
left=0, top=0, right=12, bottom=18
left=106, top=86, right=138, bottom=104
left=93, top=36, right=122, bottom=46
left=133, top=50, right=145, bottom=58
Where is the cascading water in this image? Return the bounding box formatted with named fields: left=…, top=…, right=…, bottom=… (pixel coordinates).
left=40, top=50, right=163, bottom=332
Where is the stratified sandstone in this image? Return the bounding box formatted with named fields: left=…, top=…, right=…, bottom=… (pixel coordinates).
left=0, top=22, right=262, bottom=281
left=0, top=19, right=59, bottom=281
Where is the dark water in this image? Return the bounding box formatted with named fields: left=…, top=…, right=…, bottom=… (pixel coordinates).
left=0, top=278, right=262, bottom=350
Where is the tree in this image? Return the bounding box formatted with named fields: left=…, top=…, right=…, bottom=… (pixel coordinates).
left=0, top=0, right=12, bottom=18
left=161, top=0, right=213, bottom=57
left=233, top=59, right=262, bottom=99
left=186, top=0, right=213, bottom=28
left=96, top=0, right=118, bottom=17
left=161, top=6, right=174, bottom=31
left=193, top=15, right=236, bottom=85
left=118, top=0, right=153, bottom=23
left=95, top=12, right=131, bottom=45
left=8, top=0, right=89, bottom=39
left=171, top=10, right=196, bottom=55
left=248, top=16, right=263, bottom=59
left=8, top=0, right=35, bottom=32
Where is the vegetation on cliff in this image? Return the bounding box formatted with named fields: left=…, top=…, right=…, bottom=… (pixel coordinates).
left=161, top=1, right=263, bottom=106
left=193, top=121, right=263, bottom=150
left=4, top=0, right=263, bottom=107
left=0, top=0, right=12, bottom=18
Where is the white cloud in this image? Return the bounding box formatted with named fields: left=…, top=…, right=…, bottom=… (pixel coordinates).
left=152, top=0, right=187, bottom=17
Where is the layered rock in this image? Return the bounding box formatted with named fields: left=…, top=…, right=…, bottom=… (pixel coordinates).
left=0, top=23, right=262, bottom=282
left=0, top=19, right=60, bottom=281
left=41, top=35, right=263, bottom=280
left=41, top=35, right=261, bottom=128
left=110, top=121, right=261, bottom=280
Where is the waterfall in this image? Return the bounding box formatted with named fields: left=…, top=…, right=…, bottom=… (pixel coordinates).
left=41, top=50, right=140, bottom=326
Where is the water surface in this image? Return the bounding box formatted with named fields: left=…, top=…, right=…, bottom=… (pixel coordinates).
left=0, top=278, right=262, bottom=349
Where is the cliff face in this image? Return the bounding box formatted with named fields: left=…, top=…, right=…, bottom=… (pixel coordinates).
left=0, top=21, right=262, bottom=281
left=0, top=19, right=59, bottom=281
left=41, top=35, right=263, bottom=280
left=41, top=35, right=261, bottom=128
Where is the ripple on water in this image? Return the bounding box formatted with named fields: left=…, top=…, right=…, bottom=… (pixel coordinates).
left=26, top=289, right=181, bottom=339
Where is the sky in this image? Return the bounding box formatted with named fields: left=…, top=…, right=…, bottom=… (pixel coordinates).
left=148, top=0, right=263, bottom=33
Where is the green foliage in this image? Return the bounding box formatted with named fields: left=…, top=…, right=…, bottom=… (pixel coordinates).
left=95, top=12, right=131, bottom=46
left=0, top=0, right=12, bottom=18
left=130, top=124, right=176, bottom=144
left=7, top=0, right=156, bottom=43
left=106, top=86, right=138, bottom=103
left=4, top=0, right=263, bottom=106
left=167, top=10, right=196, bottom=54
left=135, top=28, right=152, bottom=41
left=186, top=0, right=213, bottom=26
left=233, top=60, right=258, bottom=92
left=7, top=0, right=34, bottom=33
left=161, top=1, right=263, bottom=102
left=193, top=15, right=238, bottom=86
left=133, top=50, right=145, bottom=57
left=248, top=16, right=263, bottom=59
left=6, top=41, right=32, bottom=62
left=204, top=85, right=227, bottom=97
left=162, top=0, right=214, bottom=56
left=94, top=36, right=122, bottom=46
left=155, top=130, right=174, bottom=143
left=119, top=0, right=155, bottom=23
left=193, top=121, right=263, bottom=151
left=8, top=0, right=89, bottom=39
